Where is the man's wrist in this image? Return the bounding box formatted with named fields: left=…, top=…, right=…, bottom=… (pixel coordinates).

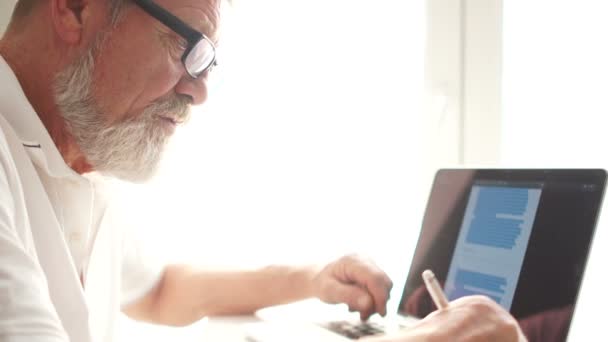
left=276, top=264, right=322, bottom=301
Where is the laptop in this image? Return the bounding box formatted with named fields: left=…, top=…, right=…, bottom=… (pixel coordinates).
left=245, top=168, right=607, bottom=342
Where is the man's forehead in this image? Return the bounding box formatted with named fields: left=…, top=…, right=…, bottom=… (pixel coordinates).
left=158, top=0, right=221, bottom=39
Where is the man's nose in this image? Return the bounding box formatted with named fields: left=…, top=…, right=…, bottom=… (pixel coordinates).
left=174, top=74, right=208, bottom=106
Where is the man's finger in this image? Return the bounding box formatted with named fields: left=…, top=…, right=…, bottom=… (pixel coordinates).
left=323, top=279, right=375, bottom=319
left=342, top=260, right=393, bottom=316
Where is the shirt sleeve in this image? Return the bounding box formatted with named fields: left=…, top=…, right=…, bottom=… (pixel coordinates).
left=105, top=186, right=167, bottom=308
left=0, top=132, right=69, bottom=341
left=120, top=223, right=166, bottom=307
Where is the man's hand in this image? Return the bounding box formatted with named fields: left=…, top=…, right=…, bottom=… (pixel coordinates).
left=364, top=295, right=527, bottom=342
left=311, top=254, right=393, bottom=320
left=123, top=257, right=392, bottom=325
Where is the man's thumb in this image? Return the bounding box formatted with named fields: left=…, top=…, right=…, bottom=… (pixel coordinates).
left=327, top=281, right=374, bottom=315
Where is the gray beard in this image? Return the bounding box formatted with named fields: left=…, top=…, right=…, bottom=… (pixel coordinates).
left=53, top=34, right=191, bottom=183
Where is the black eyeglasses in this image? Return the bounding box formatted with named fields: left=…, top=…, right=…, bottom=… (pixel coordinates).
left=132, top=0, right=217, bottom=78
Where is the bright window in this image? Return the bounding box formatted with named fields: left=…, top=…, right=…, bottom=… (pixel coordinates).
left=502, top=1, right=608, bottom=167
left=151, top=0, right=426, bottom=270
left=120, top=1, right=426, bottom=339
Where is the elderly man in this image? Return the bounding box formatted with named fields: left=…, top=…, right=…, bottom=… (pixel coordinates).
left=0, top=0, right=525, bottom=341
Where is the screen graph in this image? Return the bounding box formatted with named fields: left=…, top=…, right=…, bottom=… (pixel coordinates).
left=466, top=187, right=529, bottom=249
left=449, top=269, right=507, bottom=303
left=444, top=183, right=541, bottom=310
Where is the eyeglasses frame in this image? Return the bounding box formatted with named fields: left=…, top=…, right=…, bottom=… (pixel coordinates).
left=131, top=0, right=217, bottom=78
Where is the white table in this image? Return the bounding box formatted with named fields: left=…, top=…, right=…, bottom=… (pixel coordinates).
left=117, top=314, right=261, bottom=342
left=200, top=316, right=261, bottom=341
left=119, top=300, right=359, bottom=341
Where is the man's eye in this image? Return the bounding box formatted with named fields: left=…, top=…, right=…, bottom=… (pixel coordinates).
left=176, top=39, right=188, bottom=51
left=168, top=38, right=187, bottom=60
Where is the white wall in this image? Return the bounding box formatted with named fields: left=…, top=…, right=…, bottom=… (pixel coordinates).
left=0, top=1, right=15, bottom=35
left=501, top=1, right=608, bottom=168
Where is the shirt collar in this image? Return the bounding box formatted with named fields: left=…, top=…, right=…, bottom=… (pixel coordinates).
left=0, top=55, right=81, bottom=179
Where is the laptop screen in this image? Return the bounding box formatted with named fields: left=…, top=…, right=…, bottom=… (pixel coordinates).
left=398, top=169, right=606, bottom=341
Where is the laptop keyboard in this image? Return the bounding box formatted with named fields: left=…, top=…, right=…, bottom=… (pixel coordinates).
left=322, top=321, right=387, bottom=339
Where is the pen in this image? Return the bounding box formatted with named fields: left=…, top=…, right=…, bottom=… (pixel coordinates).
left=422, top=269, right=450, bottom=310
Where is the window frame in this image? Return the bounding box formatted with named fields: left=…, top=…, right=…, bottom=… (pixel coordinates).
left=425, top=0, right=502, bottom=167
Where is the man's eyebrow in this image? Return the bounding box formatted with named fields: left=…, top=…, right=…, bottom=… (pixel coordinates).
left=198, top=24, right=212, bottom=38
left=178, top=6, right=218, bottom=39
left=197, top=18, right=218, bottom=40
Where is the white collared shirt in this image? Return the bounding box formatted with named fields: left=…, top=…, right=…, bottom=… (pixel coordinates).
left=0, top=57, right=164, bottom=341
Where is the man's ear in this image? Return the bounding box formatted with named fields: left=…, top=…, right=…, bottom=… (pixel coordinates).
left=50, top=0, right=92, bottom=45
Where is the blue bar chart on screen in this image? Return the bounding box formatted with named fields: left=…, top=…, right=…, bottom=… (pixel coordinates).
left=443, top=183, right=541, bottom=310
left=451, top=269, right=507, bottom=303
left=465, top=187, right=529, bottom=249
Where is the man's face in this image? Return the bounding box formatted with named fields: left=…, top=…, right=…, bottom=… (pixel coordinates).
left=54, top=0, right=220, bottom=182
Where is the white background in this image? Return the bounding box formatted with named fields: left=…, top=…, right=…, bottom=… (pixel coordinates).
left=117, top=1, right=427, bottom=339
left=3, top=1, right=608, bottom=341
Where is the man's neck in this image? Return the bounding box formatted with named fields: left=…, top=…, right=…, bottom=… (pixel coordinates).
left=0, top=34, right=93, bottom=174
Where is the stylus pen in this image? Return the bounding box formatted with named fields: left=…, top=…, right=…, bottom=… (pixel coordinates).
left=422, top=269, right=450, bottom=310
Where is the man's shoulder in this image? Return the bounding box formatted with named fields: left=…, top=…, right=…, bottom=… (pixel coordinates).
left=0, top=110, right=31, bottom=187
left=0, top=111, right=16, bottom=160
left=0, top=111, right=22, bottom=228
left=0, top=110, right=22, bottom=164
